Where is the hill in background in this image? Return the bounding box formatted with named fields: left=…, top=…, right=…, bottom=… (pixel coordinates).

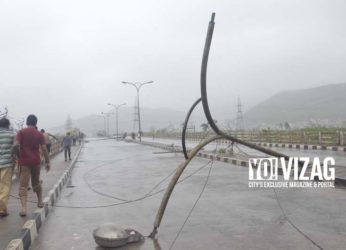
left=49, top=83, right=346, bottom=135
left=49, top=107, right=206, bottom=136
left=244, top=83, right=346, bottom=128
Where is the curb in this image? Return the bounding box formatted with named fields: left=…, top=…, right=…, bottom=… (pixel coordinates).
left=254, top=142, right=346, bottom=152
left=5, top=145, right=83, bottom=250
left=149, top=138, right=346, bottom=152
left=335, top=177, right=346, bottom=188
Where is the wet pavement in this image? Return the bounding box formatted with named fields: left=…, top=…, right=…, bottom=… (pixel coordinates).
left=142, top=137, right=346, bottom=179
left=31, top=138, right=346, bottom=250
left=143, top=137, right=346, bottom=165
left=0, top=146, right=79, bottom=250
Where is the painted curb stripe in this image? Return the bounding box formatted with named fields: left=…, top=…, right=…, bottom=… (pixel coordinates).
left=18, top=228, right=31, bottom=250
left=49, top=190, right=55, bottom=206
left=31, top=213, right=42, bottom=232
left=23, top=220, right=37, bottom=246
left=335, top=177, right=346, bottom=187
left=43, top=198, right=49, bottom=217
left=5, top=239, right=24, bottom=250
left=5, top=145, right=84, bottom=250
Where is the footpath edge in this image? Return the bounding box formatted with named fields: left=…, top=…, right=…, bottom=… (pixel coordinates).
left=5, top=145, right=83, bottom=250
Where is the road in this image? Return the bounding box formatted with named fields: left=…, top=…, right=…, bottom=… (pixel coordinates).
left=143, top=137, right=346, bottom=180
left=143, top=137, right=346, bottom=165
left=32, top=139, right=346, bottom=250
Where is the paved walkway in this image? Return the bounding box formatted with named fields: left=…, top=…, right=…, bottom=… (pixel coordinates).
left=0, top=146, right=80, bottom=250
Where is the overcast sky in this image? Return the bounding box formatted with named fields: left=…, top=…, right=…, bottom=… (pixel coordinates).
left=1, top=0, right=345, bottom=130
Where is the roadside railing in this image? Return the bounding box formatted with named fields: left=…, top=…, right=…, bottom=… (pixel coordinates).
left=145, top=130, right=345, bottom=147
left=50, top=140, right=62, bottom=157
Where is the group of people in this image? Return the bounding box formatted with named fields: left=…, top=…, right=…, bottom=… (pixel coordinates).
left=0, top=114, right=50, bottom=217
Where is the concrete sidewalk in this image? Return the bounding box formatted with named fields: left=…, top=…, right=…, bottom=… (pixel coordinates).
left=0, top=145, right=80, bottom=250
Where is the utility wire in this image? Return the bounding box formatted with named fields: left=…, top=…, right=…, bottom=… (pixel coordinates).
left=10, top=141, right=323, bottom=250
left=83, top=155, right=213, bottom=202
left=9, top=159, right=124, bottom=203
left=169, top=142, right=219, bottom=249
left=56, top=160, right=212, bottom=208
left=10, top=159, right=213, bottom=209
left=82, top=159, right=130, bottom=201
left=273, top=188, right=324, bottom=250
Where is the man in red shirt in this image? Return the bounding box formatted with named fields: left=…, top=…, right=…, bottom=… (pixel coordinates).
left=13, top=114, right=50, bottom=216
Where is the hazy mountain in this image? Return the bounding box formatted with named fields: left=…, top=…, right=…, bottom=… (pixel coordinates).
left=48, top=107, right=205, bottom=136
left=48, top=83, right=346, bottom=135
left=244, top=83, right=346, bottom=127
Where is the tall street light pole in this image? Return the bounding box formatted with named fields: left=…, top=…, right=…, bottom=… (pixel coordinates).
left=101, top=112, right=110, bottom=137
left=122, top=81, right=153, bottom=142
left=99, top=113, right=106, bottom=136
left=108, top=103, right=126, bottom=140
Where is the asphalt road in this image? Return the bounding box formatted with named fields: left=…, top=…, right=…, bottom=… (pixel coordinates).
left=143, top=137, right=346, bottom=166
left=31, top=139, right=346, bottom=250
left=142, top=136, right=346, bottom=179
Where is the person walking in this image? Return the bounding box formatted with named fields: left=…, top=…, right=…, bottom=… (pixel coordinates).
left=62, top=132, right=73, bottom=161
left=40, top=129, right=51, bottom=154
left=0, top=117, right=16, bottom=217
left=13, top=114, right=50, bottom=217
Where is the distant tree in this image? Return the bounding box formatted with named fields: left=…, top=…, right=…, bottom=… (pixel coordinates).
left=0, top=107, right=8, bottom=118
left=200, top=123, right=209, bottom=132
left=284, top=121, right=291, bottom=130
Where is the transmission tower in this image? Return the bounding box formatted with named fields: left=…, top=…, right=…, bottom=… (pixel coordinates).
left=235, top=97, right=244, bottom=131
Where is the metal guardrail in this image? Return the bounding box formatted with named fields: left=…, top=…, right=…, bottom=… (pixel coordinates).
left=146, top=130, right=345, bottom=146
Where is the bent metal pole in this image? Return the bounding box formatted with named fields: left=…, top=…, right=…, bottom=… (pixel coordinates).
left=182, top=12, right=294, bottom=162
left=199, top=14, right=292, bottom=160
left=149, top=134, right=223, bottom=238
left=150, top=12, right=302, bottom=239
left=181, top=97, right=202, bottom=159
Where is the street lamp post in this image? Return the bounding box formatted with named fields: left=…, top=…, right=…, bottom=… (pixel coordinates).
left=101, top=112, right=110, bottom=137
left=108, top=103, right=126, bottom=140
left=99, top=113, right=106, bottom=136
left=122, top=81, right=153, bottom=142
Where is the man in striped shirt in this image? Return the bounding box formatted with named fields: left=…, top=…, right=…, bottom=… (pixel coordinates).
left=0, top=117, right=16, bottom=217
